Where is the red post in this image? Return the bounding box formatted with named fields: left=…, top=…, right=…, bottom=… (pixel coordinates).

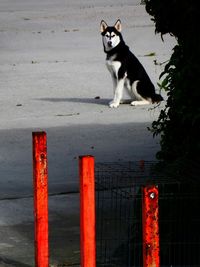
left=79, top=155, right=96, bottom=267
left=32, top=132, right=49, bottom=267
left=142, top=185, right=160, bottom=267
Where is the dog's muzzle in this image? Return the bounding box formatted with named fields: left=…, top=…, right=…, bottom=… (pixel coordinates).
left=108, top=41, right=112, bottom=47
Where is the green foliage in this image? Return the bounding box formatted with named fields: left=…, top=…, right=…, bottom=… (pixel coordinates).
left=145, top=0, right=200, bottom=162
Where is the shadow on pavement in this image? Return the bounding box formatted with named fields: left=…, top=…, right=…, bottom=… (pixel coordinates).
left=0, top=257, right=32, bottom=267
left=35, top=97, right=110, bottom=106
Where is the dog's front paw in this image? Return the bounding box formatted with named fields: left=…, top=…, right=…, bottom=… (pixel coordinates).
left=109, top=101, right=120, bottom=108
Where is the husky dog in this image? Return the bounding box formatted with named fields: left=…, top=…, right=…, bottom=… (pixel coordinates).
left=100, top=19, right=163, bottom=108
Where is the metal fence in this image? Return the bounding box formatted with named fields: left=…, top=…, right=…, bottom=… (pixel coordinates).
left=95, top=161, right=200, bottom=267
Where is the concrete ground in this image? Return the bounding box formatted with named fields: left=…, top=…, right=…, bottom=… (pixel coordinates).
left=0, top=0, right=176, bottom=266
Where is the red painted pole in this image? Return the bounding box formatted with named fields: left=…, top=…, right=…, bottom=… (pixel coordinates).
left=142, top=185, right=160, bottom=267
left=79, top=155, right=96, bottom=267
left=32, top=132, right=49, bottom=267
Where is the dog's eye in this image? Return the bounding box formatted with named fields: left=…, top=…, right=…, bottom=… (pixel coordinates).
left=105, top=34, right=110, bottom=38
left=111, top=34, right=115, bottom=38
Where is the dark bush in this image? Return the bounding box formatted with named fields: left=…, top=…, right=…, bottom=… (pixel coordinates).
left=145, top=0, right=200, bottom=162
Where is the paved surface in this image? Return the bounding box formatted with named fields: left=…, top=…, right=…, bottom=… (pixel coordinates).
left=0, top=0, right=176, bottom=266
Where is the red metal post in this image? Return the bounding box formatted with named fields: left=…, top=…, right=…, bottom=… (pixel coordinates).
left=142, top=185, right=160, bottom=267
left=79, top=155, right=96, bottom=267
left=32, top=132, right=49, bottom=267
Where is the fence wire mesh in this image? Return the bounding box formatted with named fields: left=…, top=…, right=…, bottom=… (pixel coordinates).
left=95, top=161, right=200, bottom=267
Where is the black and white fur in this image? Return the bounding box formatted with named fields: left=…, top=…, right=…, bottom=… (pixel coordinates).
left=100, top=19, right=163, bottom=108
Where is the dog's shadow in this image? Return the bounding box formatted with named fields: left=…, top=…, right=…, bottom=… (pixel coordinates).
left=36, top=97, right=110, bottom=106
left=36, top=97, right=134, bottom=106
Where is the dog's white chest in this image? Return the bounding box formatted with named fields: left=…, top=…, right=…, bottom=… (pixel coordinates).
left=106, top=59, right=121, bottom=78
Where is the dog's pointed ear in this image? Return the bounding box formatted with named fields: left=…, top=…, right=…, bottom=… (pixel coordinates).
left=100, top=20, right=108, bottom=33
left=114, top=19, right=122, bottom=32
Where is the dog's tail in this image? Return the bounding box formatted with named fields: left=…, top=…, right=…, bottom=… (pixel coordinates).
left=152, top=93, right=163, bottom=103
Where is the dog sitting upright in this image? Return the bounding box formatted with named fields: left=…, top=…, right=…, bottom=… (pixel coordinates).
left=100, top=19, right=163, bottom=108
